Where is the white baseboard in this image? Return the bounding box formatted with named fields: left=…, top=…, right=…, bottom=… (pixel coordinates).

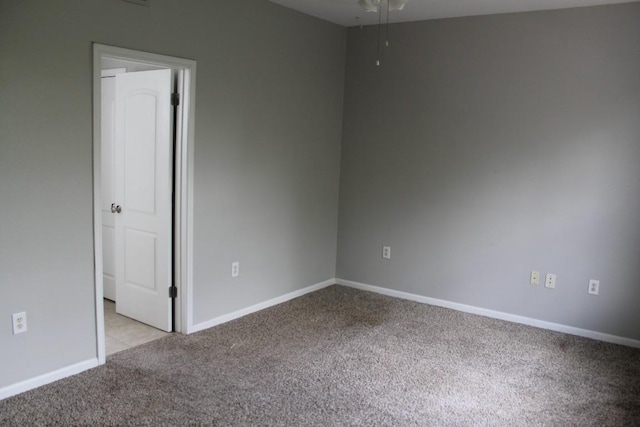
left=0, top=358, right=99, bottom=401
left=336, top=278, right=640, bottom=349
left=2, top=279, right=334, bottom=400
left=5, top=278, right=634, bottom=401
left=189, top=278, right=335, bottom=334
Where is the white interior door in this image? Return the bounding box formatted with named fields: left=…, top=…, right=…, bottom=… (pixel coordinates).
left=114, top=69, right=173, bottom=332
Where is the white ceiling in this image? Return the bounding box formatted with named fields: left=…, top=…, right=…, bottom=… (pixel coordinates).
left=268, top=0, right=637, bottom=27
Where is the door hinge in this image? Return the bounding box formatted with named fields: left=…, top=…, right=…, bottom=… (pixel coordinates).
left=169, top=286, right=178, bottom=298
left=171, top=93, right=180, bottom=106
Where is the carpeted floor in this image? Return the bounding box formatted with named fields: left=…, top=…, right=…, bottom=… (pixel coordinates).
left=2, top=285, right=639, bottom=426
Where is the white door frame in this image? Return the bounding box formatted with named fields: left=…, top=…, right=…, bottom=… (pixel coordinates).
left=92, top=44, right=196, bottom=364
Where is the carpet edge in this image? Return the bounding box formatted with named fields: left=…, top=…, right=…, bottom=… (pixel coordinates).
left=335, top=278, right=640, bottom=349
left=0, top=358, right=99, bottom=400
left=189, top=278, right=336, bottom=334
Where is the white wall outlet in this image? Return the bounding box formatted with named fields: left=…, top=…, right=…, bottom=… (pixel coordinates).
left=382, top=246, right=391, bottom=260
left=12, top=312, right=27, bottom=335
left=231, top=262, right=239, bottom=278
left=545, top=273, right=556, bottom=289
left=530, top=271, right=540, bottom=286
left=588, top=279, right=600, bottom=295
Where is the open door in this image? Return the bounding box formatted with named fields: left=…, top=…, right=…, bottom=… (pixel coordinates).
left=113, top=69, right=173, bottom=332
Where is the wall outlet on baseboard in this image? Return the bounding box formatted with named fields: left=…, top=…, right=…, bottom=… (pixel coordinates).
left=545, top=273, right=556, bottom=289
left=382, top=246, right=391, bottom=260
left=231, top=262, right=239, bottom=278
left=12, top=312, right=27, bottom=335
left=530, top=271, right=540, bottom=285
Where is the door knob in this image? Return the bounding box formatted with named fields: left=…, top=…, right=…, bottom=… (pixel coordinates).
left=111, top=203, right=122, bottom=214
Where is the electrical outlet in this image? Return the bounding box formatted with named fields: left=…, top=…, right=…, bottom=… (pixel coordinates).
left=231, top=262, right=239, bottom=278
left=588, top=279, right=600, bottom=295
left=530, top=271, right=540, bottom=286
left=12, top=312, right=27, bottom=335
left=545, top=273, right=556, bottom=289
left=382, top=246, right=391, bottom=260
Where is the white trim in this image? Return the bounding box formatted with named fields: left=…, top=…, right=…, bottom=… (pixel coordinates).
left=190, top=279, right=335, bottom=334
left=0, top=358, right=98, bottom=400
left=101, top=68, right=126, bottom=77
left=335, top=278, right=640, bottom=349
left=92, top=47, right=107, bottom=365
left=178, top=68, right=196, bottom=335
left=92, top=44, right=197, bottom=363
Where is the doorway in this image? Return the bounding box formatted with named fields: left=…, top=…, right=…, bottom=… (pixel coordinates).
left=92, top=44, right=196, bottom=364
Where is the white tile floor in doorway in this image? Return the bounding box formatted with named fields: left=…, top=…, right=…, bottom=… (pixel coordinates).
left=104, top=299, right=170, bottom=356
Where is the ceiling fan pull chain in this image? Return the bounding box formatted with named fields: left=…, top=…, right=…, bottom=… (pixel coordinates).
left=385, top=0, right=390, bottom=47
left=376, top=0, right=382, bottom=66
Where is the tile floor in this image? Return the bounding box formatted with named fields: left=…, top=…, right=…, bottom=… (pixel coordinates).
left=104, top=299, right=170, bottom=356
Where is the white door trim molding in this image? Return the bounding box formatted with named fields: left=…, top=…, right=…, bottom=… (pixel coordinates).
left=92, top=44, right=197, bottom=364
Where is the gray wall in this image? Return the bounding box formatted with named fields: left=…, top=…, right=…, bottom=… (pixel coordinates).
left=2, top=0, right=639, bottom=394
left=337, top=3, right=640, bottom=340
left=0, top=0, right=345, bottom=388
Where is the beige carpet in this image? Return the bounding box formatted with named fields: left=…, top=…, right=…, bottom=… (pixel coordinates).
left=1, top=285, right=639, bottom=425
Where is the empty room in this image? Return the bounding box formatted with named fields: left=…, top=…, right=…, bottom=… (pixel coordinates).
left=1, top=0, right=639, bottom=424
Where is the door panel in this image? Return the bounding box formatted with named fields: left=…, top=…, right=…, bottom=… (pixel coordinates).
left=124, top=93, right=157, bottom=214
left=115, top=69, right=173, bottom=332
left=124, top=229, right=157, bottom=290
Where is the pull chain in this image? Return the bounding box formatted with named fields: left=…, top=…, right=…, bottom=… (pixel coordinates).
left=376, top=1, right=382, bottom=66
left=385, top=0, right=390, bottom=47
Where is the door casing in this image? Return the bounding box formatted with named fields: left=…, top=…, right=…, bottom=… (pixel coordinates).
left=92, top=44, right=197, bottom=364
